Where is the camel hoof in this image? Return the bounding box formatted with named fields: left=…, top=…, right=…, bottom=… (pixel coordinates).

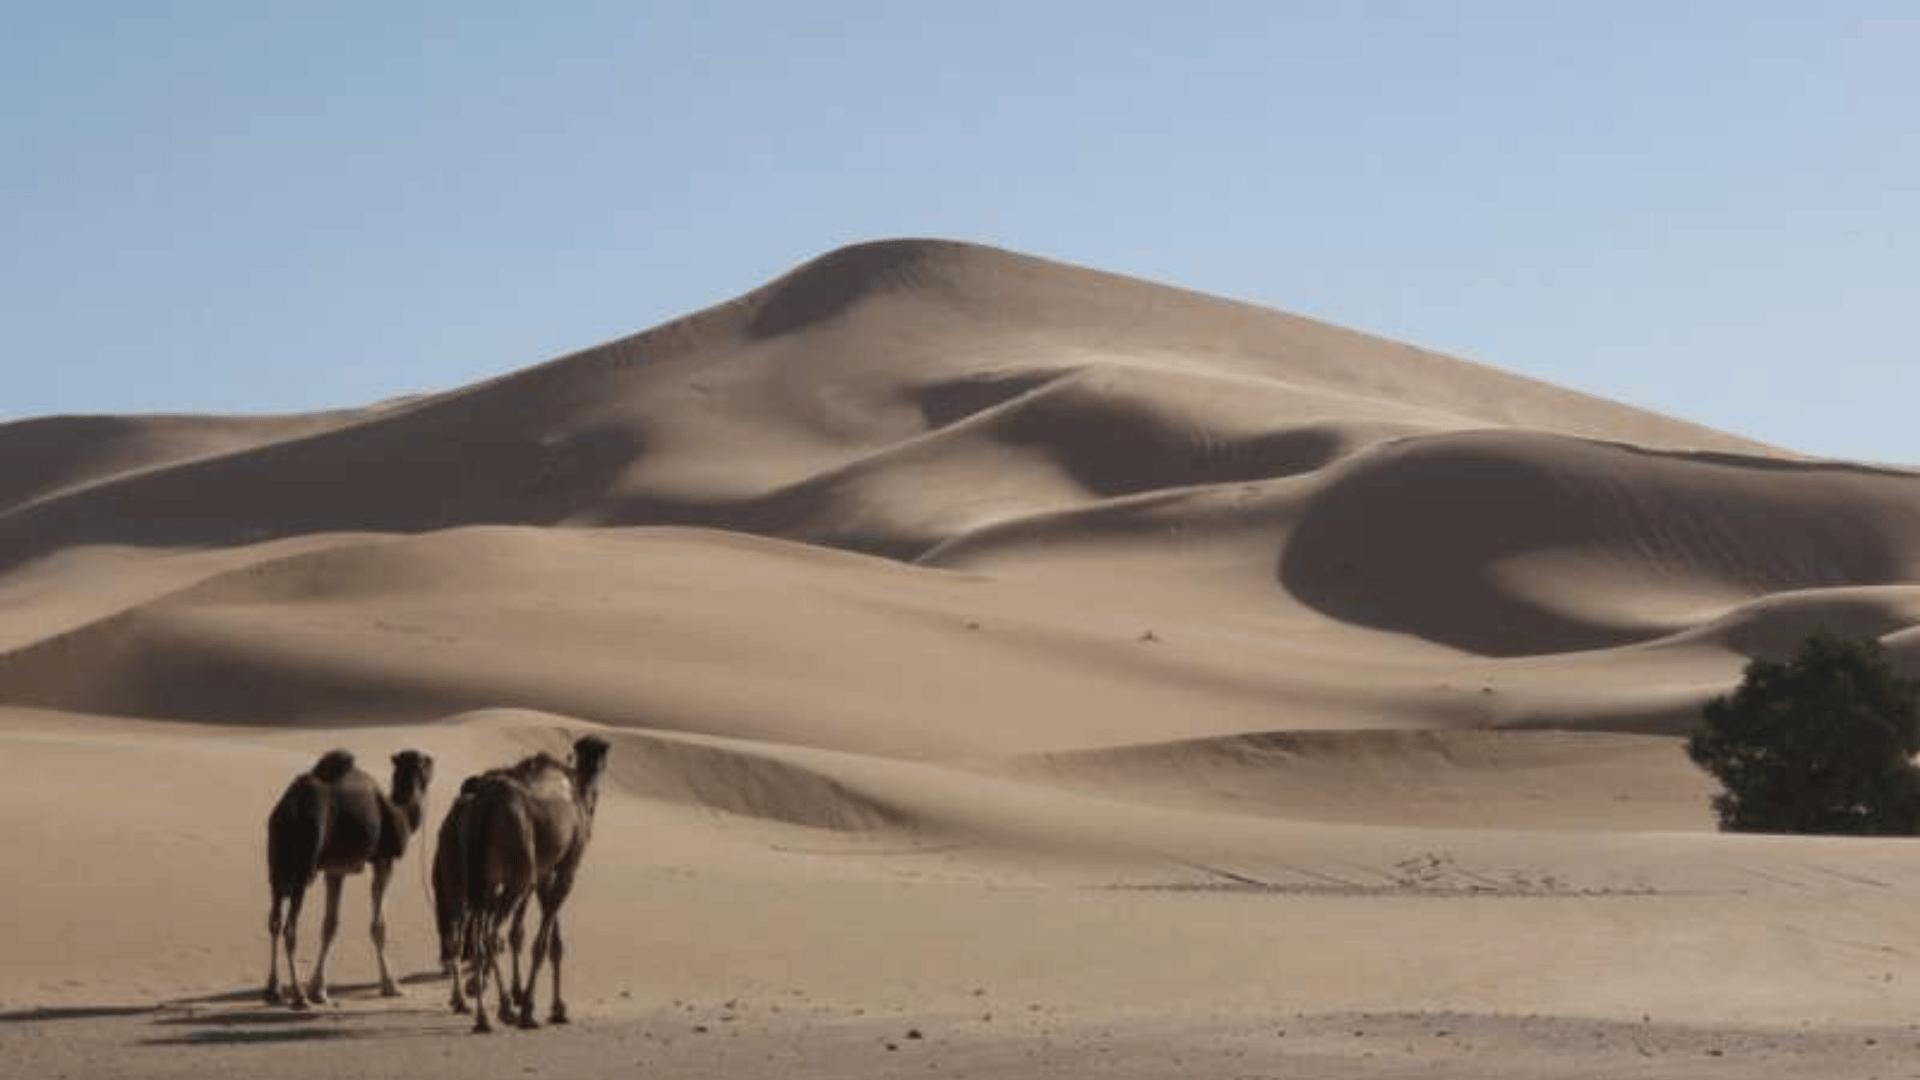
left=517, top=1015, right=541, bottom=1031
left=264, top=985, right=283, bottom=1006
left=472, top=1020, right=492, bottom=1035
left=288, top=996, right=311, bottom=1012
left=380, top=982, right=404, bottom=998
left=549, top=1005, right=569, bottom=1025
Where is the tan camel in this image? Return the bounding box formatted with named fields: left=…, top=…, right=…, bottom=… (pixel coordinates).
left=265, top=748, right=434, bottom=1008
left=454, top=735, right=610, bottom=1033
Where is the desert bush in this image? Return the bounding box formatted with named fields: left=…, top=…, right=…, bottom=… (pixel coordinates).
left=1687, top=630, right=1920, bottom=834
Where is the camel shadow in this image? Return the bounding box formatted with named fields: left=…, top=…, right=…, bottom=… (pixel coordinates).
left=0, top=1005, right=155, bottom=1023
left=0, top=1001, right=368, bottom=1047
left=143, top=1011, right=359, bottom=1046
left=139, top=972, right=454, bottom=1046
left=165, top=969, right=446, bottom=1009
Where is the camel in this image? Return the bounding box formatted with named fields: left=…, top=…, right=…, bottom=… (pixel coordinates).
left=265, top=748, right=434, bottom=1008
left=454, top=735, right=611, bottom=1033
left=433, top=773, right=533, bottom=1023
left=434, top=776, right=485, bottom=976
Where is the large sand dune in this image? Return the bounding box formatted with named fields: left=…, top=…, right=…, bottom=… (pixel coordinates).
left=6, top=239, right=1920, bottom=1077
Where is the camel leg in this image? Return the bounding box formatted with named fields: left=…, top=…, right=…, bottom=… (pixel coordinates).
left=281, top=885, right=310, bottom=1009
left=534, top=871, right=578, bottom=1027
left=265, top=893, right=286, bottom=1004
left=491, top=921, right=519, bottom=1028
left=305, top=872, right=344, bottom=1005
left=517, top=909, right=550, bottom=1029
left=546, top=914, right=568, bottom=1025
left=468, top=911, right=494, bottom=1034
left=463, top=938, right=485, bottom=998
left=369, top=859, right=402, bottom=996
left=473, top=902, right=519, bottom=1033
left=449, top=909, right=471, bottom=1014
left=507, top=894, right=528, bottom=1011
left=521, top=879, right=572, bottom=1030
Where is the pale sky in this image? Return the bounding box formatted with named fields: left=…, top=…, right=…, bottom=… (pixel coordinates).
left=5, top=2, right=1915, bottom=462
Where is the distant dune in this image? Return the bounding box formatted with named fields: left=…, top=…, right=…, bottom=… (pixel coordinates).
left=0, top=239, right=1789, bottom=571
left=6, top=240, right=1920, bottom=1074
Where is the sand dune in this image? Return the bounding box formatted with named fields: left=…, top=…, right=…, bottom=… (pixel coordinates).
left=0, top=240, right=1789, bottom=576
left=5, top=239, right=1920, bottom=1076
left=1283, top=430, right=1920, bottom=655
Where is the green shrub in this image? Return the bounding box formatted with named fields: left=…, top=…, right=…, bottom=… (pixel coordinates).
left=1687, top=630, right=1920, bottom=834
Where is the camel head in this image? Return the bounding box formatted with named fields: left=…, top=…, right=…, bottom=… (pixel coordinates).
left=570, top=736, right=611, bottom=807
left=389, top=750, right=435, bottom=826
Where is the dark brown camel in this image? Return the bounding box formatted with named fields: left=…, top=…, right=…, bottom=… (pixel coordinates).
left=265, top=748, right=434, bottom=1008
left=434, top=772, right=532, bottom=1025
left=455, top=735, right=610, bottom=1033
left=432, top=777, right=475, bottom=977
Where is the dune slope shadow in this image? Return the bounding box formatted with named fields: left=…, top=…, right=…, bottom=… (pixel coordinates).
left=1279, top=431, right=1920, bottom=656
left=592, top=725, right=916, bottom=833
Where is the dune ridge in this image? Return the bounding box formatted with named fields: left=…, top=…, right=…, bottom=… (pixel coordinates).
left=0, top=240, right=1794, bottom=572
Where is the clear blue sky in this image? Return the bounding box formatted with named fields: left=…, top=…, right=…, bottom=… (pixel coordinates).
left=5, top=3, right=1915, bottom=462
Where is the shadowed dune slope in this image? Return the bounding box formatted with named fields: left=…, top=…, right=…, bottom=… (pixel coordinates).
left=738, top=366, right=1396, bottom=560
left=1648, top=586, right=1920, bottom=659
left=1003, top=728, right=1714, bottom=830
left=0, top=410, right=364, bottom=514
left=1281, top=430, right=1920, bottom=656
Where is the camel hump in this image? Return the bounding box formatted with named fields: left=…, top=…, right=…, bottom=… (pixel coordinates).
left=311, top=749, right=356, bottom=783
left=519, top=751, right=563, bottom=774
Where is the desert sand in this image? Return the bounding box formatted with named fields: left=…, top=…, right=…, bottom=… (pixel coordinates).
left=6, top=239, right=1920, bottom=1077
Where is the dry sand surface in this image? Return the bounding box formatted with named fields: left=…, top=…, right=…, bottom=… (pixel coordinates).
left=7, top=239, right=1920, bottom=1077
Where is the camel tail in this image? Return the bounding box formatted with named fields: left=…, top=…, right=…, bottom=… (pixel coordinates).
left=432, top=801, right=466, bottom=964
left=463, top=787, right=500, bottom=917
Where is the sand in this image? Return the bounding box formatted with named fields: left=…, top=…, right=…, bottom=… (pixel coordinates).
left=5, top=239, right=1920, bottom=1077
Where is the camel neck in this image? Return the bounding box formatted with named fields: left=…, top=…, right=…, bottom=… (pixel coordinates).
left=388, top=772, right=428, bottom=836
